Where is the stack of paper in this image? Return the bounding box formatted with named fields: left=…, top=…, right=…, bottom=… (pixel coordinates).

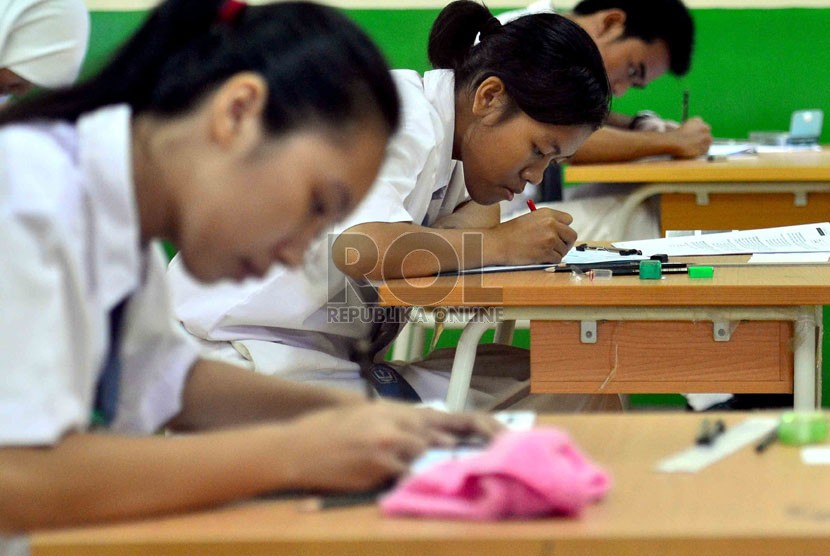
left=613, top=223, right=830, bottom=259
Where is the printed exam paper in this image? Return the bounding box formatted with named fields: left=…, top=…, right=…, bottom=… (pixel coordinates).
left=613, top=223, right=830, bottom=257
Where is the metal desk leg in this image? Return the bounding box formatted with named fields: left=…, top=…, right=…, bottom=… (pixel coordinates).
left=390, top=321, right=415, bottom=362
left=493, top=320, right=516, bottom=345
left=445, top=319, right=492, bottom=412
left=0, top=536, right=29, bottom=556
left=793, top=306, right=819, bottom=410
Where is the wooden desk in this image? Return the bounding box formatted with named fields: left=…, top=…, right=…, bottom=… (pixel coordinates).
left=27, top=413, right=830, bottom=556
left=563, top=148, right=830, bottom=237
left=378, top=259, right=830, bottom=411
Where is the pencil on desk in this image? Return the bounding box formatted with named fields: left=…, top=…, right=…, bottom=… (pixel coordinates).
left=755, top=429, right=779, bottom=454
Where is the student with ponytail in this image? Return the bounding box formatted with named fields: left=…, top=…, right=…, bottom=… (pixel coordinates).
left=0, top=0, right=500, bottom=532
left=168, top=1, right=618, bottom=412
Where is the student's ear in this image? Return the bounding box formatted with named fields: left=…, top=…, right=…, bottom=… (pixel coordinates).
left=208, top=72, right=268, bottom=150
left=471, top=76, right=510, bottom=124
left=585, top=9, right=627, bottom=42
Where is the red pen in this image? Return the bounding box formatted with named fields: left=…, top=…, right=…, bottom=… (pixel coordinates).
left=527, top=199, right=537, bottom=211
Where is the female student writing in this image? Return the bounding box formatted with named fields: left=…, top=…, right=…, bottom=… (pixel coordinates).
left=168, top=1, right=618, bottom=411
left=0, top=0, right=498, bottom=532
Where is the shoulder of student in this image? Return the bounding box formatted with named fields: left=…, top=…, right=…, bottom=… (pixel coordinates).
left=386, top=69, right=451, bottom=170
left=0, top=120, right=81, bottom=220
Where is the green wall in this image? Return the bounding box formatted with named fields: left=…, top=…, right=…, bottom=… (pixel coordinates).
left=83, top=12, right=147, bottom=77
left=354, top=8, right=830, bottom=143
left=85, top=7, right=830, bottom=407
left=615, top=9, right=830, bottom=142
left=86, top=8, right=830, bottom=141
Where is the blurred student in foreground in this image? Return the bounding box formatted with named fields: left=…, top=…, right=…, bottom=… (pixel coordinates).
left=0, top=0, right=499, bottom=533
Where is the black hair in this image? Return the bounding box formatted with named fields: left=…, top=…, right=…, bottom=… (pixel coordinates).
left=573, top=0, right=694, bottom=76
left=0, top=0, right=399, bottom=137
left=428, top=1, right=610, bottom=130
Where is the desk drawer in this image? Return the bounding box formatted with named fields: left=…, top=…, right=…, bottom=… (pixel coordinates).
left=530, top=320, right=793, bottom=394
left=660, top=192, right=830, bottom=234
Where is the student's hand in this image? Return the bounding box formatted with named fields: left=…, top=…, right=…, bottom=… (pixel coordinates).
left=667, top=117, right=713, bottom=158
left=276, top=403, right=502, bottom=492
left=490, top=208, right=577, bottom=264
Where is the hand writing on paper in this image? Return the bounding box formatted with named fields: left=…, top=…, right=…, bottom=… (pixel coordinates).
left=667, top=117, right=713, bottom=159
left=491, top=207, right=577, bottom=265
left=276, top=403, right=502, bottom=492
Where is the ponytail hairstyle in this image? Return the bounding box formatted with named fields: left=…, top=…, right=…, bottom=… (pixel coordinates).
left=0, top=0, right=399, bottom=138
left=428, top=0, right=610, bottom=130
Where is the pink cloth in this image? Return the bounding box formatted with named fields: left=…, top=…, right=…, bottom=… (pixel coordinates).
left=379, top=427, right=611, bottom=520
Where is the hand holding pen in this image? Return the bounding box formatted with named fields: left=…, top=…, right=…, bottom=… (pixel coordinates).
left=493, top=200, right=576, bottom=264
left=667, top=118, right=713, bottom=159
left=283, top=403, right=502, bottom=494
left=495, top=207, right=575, bottom=264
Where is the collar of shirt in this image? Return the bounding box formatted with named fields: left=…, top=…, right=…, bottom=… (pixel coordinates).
left=78, top=104, right=141, bottom=310
left=422, top=69, right=458, bottom=200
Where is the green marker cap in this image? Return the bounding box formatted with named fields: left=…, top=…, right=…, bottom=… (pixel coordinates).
left=688, top=265, right=714, bottom=279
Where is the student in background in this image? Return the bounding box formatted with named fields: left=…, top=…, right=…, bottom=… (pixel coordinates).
left=499, top=0, right=712, bottom=240
left=0, top=0, right=499, bottom=533
left=168, top=0, right=619, bottom=412
left=0, top=0, right=89, bottom=102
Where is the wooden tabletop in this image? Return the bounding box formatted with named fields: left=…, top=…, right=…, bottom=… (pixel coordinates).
left=377, top=258, right=830, bottom=308
left=564, top=147, right=830, bottom=184
left=30, top=412, right=830, bottom=556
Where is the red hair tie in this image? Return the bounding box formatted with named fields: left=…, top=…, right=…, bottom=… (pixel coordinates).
left=217, top=0, right=246, bottom=24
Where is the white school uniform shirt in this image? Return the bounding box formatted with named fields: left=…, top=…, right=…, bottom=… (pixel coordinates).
left=0, top=0, right=90, bottom=89
left=0, top=104, right=199, bottom=446
left=168, top=69, right=470, bottom=387
left=497, top=1, right=555, bottom=24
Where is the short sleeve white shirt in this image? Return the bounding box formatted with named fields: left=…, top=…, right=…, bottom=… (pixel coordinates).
left=0, top=105, right=200, bottom=446
left=167, top=70, right=470, bottom=374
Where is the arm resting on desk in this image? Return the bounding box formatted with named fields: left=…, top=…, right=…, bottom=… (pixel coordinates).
left=431, top=200, right=500, bottom=229
left=168, top=358, right=364, bottom=430
left=571, top=118, right=712, bottom=164
left=0, top=359, right=501, bottom=532
left=333, top=205, right=576, bottom=281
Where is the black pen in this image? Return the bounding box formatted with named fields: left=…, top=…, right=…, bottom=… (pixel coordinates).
left=755, top=429, right=779, bottom=454
left=575, top=243, right=642, bottom=256
left=552, top=261, right=687, bottom=274
left=608, top=265, right=691, bottom=277
left=551, top=260, right=642, bottom=273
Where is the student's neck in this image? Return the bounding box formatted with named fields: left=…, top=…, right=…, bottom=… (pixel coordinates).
left=452, top=93, right=475, bottom=160
left=130, top=115, right=178, bottom=247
